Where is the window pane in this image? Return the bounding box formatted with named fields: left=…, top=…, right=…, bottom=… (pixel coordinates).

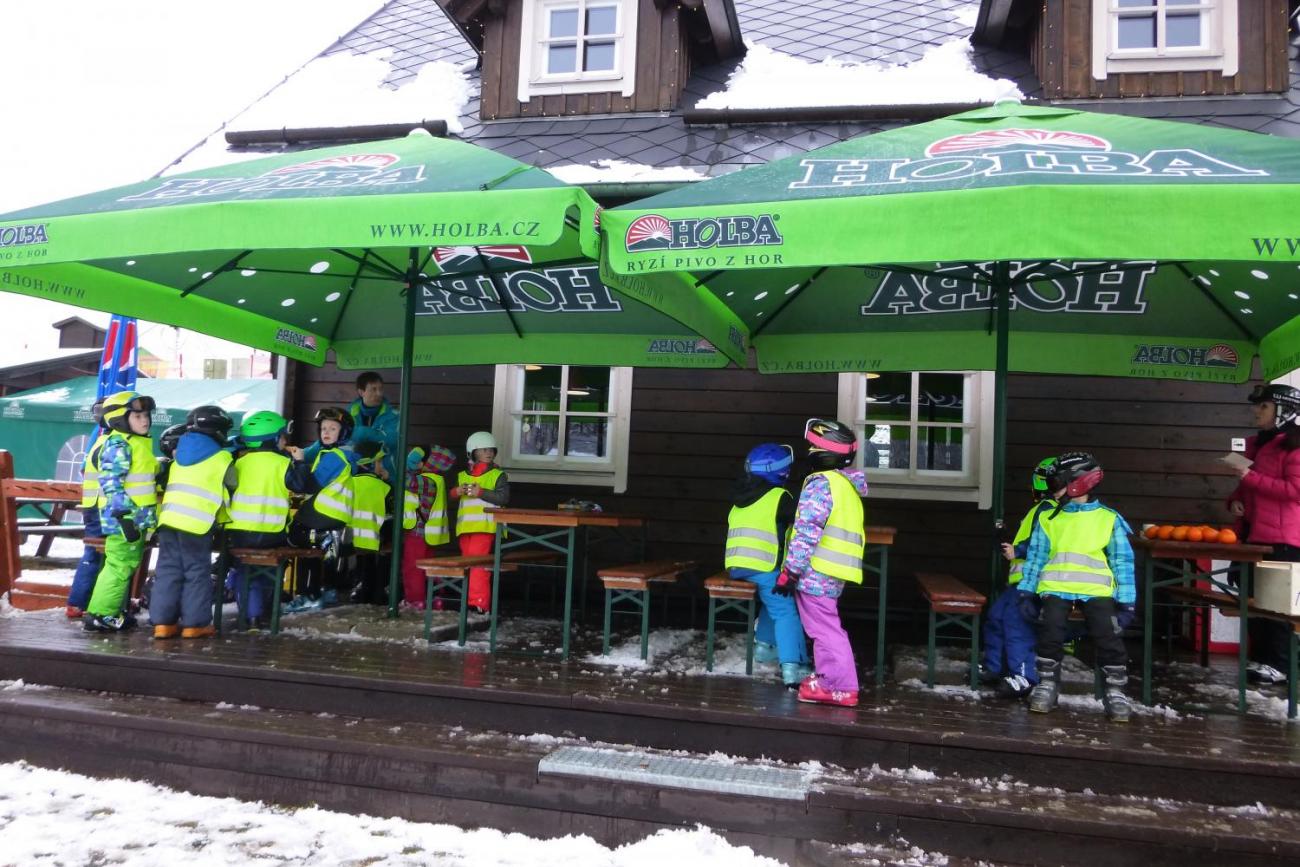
left=549, top=8, right=579, bottom=37
left=1117, top=14, right=1156, bottom=49
left=565, top=416, right=610, bottom=458
left=1116, top=0, right=1154, bottom=7
left=586, top=5, right=618, bottom=35
left=521, top=365, right=561, bottom=412
left=1166, top=13, right=1202, bottom=47
left=565, top=366, right=611, bottom=413
left=547, top=44, right=577, bottom=74
left=584, top=41, right=617, bottom=72
left=863, top=424, right=909, bottom=470
left=916, top=426, right=966, bottom=473
left=917, top=373, right=965, bottom=424
left=865, top=372, right=912, bottom=423
left=519, top=414, right=560, bottom=456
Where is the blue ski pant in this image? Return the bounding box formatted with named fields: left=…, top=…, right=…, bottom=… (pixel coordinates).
left=151, top=527, right=215, bottom=629
left=66, top=508, right=102, bottom=610
left=733, top=567, right=809, bottom=666
left=981, top=587, right=1038, bottom=683
left=227, top=530, right=286, bottom=620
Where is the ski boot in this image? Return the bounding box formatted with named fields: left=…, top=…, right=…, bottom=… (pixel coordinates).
left=997, top=674, right=1033, bottom=699
left=781, top=662, right=814, bottom=689
left=152, top=624, right=181, bottom=640
left=977, top=664, right=1002, bottom=686
left=1102, top=665, right=1133, bottom=723
left=1247, top=662, right=1288, bottom=685
left=1027, top=658, right=1060, bottom=713
left=83, top=612, right=134, bottom=633
left=754, top=641, right=779, bottom=664
left=182, top=625, right=216, bottom=639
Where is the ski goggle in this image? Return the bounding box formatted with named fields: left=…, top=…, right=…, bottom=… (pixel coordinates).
left=804, top=418, right=856, bottom=454
left=746, top=444, right=794, bottom=474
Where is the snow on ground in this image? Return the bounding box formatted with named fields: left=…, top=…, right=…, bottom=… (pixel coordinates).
left=19, top=536, right=84, bottom=561
left=548, top=160, right=709, bottom=185
left=695, top=39, right=1023, bottom=110
left=0, top=761, right=785, bottom=866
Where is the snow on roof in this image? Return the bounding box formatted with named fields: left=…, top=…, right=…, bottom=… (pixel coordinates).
left=694, top=39, right=1023, bottom=111
left=547, top=160, right=709, bottom=185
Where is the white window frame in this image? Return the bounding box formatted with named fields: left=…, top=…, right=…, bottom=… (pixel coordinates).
left=1092, top=0, right=1237, bottom=80
left=837, top=371, right=996, bottom=509
left=492, top=364, right=634, bottom=493
left=518, top=0, right=638, bottom=102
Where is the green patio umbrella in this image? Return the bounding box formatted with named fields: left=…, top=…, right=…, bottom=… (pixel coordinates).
left=0, top=132, right=729, bottom=615
left=600, top=102, right=1300, bottom=529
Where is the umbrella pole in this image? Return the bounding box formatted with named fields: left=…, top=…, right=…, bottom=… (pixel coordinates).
left=990, top=262, right=1011, bottom=594
left=388, top=248, right=420, bottom=619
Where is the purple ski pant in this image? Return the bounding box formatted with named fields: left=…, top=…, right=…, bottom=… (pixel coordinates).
left=796, top=591, right=858, bottom=692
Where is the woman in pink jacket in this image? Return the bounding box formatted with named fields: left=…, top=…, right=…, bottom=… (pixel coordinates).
left=1227, top=383, right=1300, bottom=685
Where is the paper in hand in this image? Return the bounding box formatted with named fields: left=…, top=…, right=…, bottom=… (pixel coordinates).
left=1220, top=453, right=1253, bottom=472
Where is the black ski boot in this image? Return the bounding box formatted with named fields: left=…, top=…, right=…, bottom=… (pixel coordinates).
left=1102, top=665, right=1133, bottom=723
left=1028, top=658, right=1060, bottom=713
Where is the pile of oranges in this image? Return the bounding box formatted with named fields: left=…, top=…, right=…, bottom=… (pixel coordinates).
left=1142, top=524, right=1238, bottom=544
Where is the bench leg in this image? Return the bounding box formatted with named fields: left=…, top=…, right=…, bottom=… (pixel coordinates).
left=876, top=546, right=889, bottom=687
left=270, top=563, right=285, bottom=636
left=744, top=597, right=756, bottom=676
left=1289, top=630, right=1298, bottom=721
left=969, top=613, right=980, bottom=690
left=1142, top=558, right=1154, bottom=706
left=455, top=576, right=469, bottom=646
left=213, top=568, right=225, bottom=636
left=639, top=589, right=650, bottom=661
left=1094, top=665, right=1104, bottom=700
left=926, top=609, right=937, bottom=689
left=705, top=599, right=717, bottom=672
left=425, top=577, right=435, bottom=643
left=602, top=589, right=613, bottom=656
left=237, top=570, right=251, bottom=632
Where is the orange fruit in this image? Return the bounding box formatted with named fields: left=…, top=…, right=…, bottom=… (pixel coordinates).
left=1201, top=528, right=1220, bottom=544
left=1219, top=529, right=1238, bottom=544
left=1171, top=526, right=1189, bottom=541
left=1156, top=525, right=1175, bottom=540
left=1144, top=525, right=1161, bottom=540
left=1186, top=527, right=1204, bottom=543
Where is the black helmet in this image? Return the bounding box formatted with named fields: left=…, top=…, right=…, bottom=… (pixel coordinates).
left=1047, top=451, right=1104, bottom=500
left=186, top=404, right=233, bottom=445
left=159, top=423, right=188, bottom=460
left=313, top=406, right=354, bottom=445
left=804, top=418, right=857, bottom=470
left=1249, top=383, right=1300, bottom=428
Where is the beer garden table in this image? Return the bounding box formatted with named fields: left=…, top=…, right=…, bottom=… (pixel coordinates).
left=486, top=507, right=646, bottom=660
left=842, top=525, right=897, bottom=686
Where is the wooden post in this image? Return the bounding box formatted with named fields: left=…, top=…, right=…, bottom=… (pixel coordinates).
left=0, top=451, right=20, bottom=595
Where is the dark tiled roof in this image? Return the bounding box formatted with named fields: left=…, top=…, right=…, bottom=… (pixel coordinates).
left=305, top=0, right=1300, bottom=174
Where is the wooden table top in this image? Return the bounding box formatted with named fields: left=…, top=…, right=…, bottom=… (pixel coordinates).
left=1130, top=535, right=1274, bottom=563
left=486, top=507, right=646, bottom=529
left=865, top=525, right=897, bottom=546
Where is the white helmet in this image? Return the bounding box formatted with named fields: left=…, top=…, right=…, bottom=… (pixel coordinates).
left=466, top=431, right=498, bottom=454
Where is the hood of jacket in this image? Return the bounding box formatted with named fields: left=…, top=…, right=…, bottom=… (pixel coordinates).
left=731, top=474, right=784, bottom=508
left=175, top=431, right=224, bottom=466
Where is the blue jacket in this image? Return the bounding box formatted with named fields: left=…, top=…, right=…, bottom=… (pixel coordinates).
left=348, top=397, right=399, bottom=478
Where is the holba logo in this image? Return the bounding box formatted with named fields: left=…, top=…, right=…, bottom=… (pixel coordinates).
left=1132, top=343, right=1239, bottom=368
left=625, top=213, right=782, bottom=252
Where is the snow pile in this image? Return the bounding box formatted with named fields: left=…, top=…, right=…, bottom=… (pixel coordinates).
left=549, top=160, right=708, bottom=185
left=694, top=40, right=1023, bottom=110
left=0, top=761, right=786, bottom=866
left=951, top=3, right=982, bottom=28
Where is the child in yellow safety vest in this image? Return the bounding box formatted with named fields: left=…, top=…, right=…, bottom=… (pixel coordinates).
left=83, top=391, right=160, bottom=633
left=347, top=441, right=393, bottom=605
left=1016, top=452, right=1137, bottom=722
left=400, top=443, right=457, bottom=608
left=285, top=407, right=355, bottom=610
left=65, top=400, right=107, bottom=619
left=450, top=431, right=510, bottom=612
left=980, top=457, right=1057, bottom=699
left=150, top=406, right=237, bottom=640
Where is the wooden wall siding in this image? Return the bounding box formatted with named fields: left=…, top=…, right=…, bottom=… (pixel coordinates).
left=293, top=362, right=1254, bottom=606
left=1035, top=0, right=1289, bottom=99
left=480, top=1, right=687, bottom=120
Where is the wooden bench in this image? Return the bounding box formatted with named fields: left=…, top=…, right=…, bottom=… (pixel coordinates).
left=597, top=559, right=696, bottom=660
left=226, top=546, right=324, bottom=635
left=916, top=572, right=987, bottom=689
left=703, top=572, right=758, bottom=674
left=0, top=451, right=84, bottom=593
left=416, top=550, right=562, bottom=645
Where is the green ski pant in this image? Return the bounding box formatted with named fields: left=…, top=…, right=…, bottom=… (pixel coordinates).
left=85, top=534, right=145, bottom=617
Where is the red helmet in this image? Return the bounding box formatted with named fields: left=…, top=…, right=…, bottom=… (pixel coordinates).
left=1048, top=452, right=1103, bottom=499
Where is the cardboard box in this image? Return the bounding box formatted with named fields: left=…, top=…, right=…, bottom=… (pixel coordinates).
left=1254, top=561, right=1300, bottom=616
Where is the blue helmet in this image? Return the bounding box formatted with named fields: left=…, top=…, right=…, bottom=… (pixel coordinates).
left=745, top=443, right=794, bottom=485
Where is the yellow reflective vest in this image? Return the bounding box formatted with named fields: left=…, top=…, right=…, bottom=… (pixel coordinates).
left=310, top=447, right=353, bottom=523
left=158, top=451, right=232, bottom=534
left=226, top=450, right=293, bottom=534
left=95, top=433, right=160, bottom=509
left=455, top=468, right=501, bottom=536
left=80, top=432, right=111, bottom=508
left=725, top=487, right=790, bottom=572
left=350, top=474, right=390, bottom=552
left=808, top=470, right=865, bottom=584
left=1006, top=500, right=1055, bottom=586
left=402, top=472, right=450, bottom=546
left=1038, top=506, right=1117, bottom=598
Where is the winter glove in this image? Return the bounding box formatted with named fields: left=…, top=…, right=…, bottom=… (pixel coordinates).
left=1114, top=604, right=1137, bottom=631
left=773, top=569, right=798, bottom=597
left=113, top=510, right=141, bottom=543
left=406, top=447, right=425, bottom=471
left=1016, top=589, right=1041, bottom=624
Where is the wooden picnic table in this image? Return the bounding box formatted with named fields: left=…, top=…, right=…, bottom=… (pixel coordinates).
left=486, top=507, right=647, bottom=660
left=863, top=525, right=897, bottom=686
left=1132, top=535, right=1274, bottom=713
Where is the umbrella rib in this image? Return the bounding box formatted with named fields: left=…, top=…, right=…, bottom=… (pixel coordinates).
left=474, top=247, right=523, bottom=338
left=329, top=251, right=372, bottom=345
left=480, top=164, right=534, bottom=191
left=180, top=250, right=251, bottom=297
left=331, top=248, right=405, bottom=281
left=1175, top=262, right=1257, bottom=342
left=752, top=267, right=826, bottom=338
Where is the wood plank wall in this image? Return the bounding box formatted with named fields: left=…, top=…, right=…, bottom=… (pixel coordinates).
left=293, top=362, right=1255, bottom=609
left=1033, top=0, right=1289, bottom=98
left=481, top=1, right=689, bottom=120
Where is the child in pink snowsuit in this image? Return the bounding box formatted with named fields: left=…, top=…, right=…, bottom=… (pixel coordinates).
left=775, top=418, right=868, bottom=707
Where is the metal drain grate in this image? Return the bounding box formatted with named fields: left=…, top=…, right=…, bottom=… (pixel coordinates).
left=537, top=745, right=813, bottom=801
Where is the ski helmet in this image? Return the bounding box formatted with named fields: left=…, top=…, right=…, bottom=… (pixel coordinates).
left=159, top=423, right=188, bottom=460
left=313, top=406, right=354, bottom=444
left=1031, top=456, right=1058, bottom=494
left=745, top=443, right=794, bottom=485
left=466, top=431, right=497, bottom=457
left=1248, top=383, right=1300, bottom=428
left=804, top=418, right=857, bottom=470
left=186, top=404, right=233, bottom=445
left=239, top=411, right=289, bottom=445
left=101, top=391, right=156, bottom=434
left=1047, top=451, right=1104, bottom=499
